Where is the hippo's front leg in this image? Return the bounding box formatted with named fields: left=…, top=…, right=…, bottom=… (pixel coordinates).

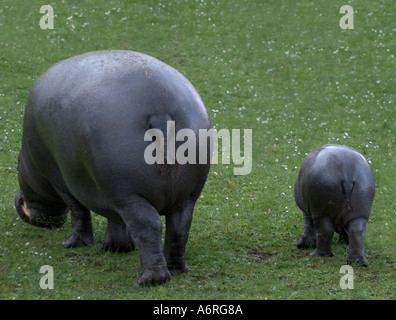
left=118, top=196, right=171, bottom=286
left=346, top=218, right=368, bottom=266
left=164, top=199, right=195, bottom=275
left=61, top=195, right=94, bottom=247
left=103, top=220, right=136, bottom=252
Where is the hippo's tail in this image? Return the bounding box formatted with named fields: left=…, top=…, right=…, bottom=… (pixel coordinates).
left=147, top=114, right=178, bottom=175
left=341, top=180, right=355, bottom=211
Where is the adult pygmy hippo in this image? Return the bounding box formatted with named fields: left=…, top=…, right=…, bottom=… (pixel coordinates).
left=15, top=50, right=212, bottom=286
left=294, top=144, right=375, bottom=266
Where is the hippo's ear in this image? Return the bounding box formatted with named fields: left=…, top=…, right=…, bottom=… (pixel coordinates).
left=15, top=191, right=31, bottom=223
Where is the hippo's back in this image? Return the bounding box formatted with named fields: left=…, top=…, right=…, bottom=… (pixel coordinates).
left=27, top=50, right=210, bottom=133
left=304, top=145, right=374, bottom=189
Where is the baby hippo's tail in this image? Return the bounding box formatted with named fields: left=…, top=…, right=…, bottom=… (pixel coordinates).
left=341, top=180, right=355, bottom=211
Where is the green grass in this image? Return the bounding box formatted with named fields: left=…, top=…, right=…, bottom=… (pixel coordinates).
left=0, top=0, right=395, bottom=300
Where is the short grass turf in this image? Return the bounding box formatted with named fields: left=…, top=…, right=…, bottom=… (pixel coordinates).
left=0, top=0, right=395, bottom=299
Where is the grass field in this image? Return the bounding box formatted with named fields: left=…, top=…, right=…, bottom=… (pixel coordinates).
left=0, top=0, right=395, bottom=300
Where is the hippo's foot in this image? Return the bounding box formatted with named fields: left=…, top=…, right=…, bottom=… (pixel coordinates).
left=61, top=195, right=94, bottom=248
left=165, top=254, right=190, bottom=276
left=297, top=235, right=316, bottom=249
left=347, top=255, right=368, bottom=267
left=102, top=220, right=136, bottom=252
left=62, top=231, right=94, bottom=248
left=309, top=248, right=334, bottom=257
left=135, top=266, right=172, bottom=287
left=168, top=264, right=190, bottom=276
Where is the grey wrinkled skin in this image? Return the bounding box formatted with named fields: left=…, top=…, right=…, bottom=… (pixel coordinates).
left=15, top=50, right=212, bottom=286
left=294, top=144, right=375, bottom=266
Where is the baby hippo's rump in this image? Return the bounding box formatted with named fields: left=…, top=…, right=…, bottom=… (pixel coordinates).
left=294, top=144, right=375, bottom=265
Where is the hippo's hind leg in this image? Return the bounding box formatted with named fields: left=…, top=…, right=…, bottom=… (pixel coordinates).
left=310, top=216, right=334, bottom=257
left=346, top=218, right=368, bottom=266
left=297, top=213, right=316, bottom=248
left=117, top=195, right=171, bottom=286
left=61, top=194, right=94, bottom=248
left=103, top=220, right=136, bottom=252
left=163, top=198, right=195, bottom=275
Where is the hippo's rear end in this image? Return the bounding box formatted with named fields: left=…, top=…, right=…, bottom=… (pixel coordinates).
left=294, top=144, right=375, bottom=265
left=15, top=50, right=212, bottom=286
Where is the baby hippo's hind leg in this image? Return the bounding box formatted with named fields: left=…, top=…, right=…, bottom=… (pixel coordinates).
left=297, top=213, right=316, bottom=249
left=103, top=220, right=136, bottom=252
left=346, top=218, right=368, bottom=266
left=310, top=216, right=334, bottom=257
